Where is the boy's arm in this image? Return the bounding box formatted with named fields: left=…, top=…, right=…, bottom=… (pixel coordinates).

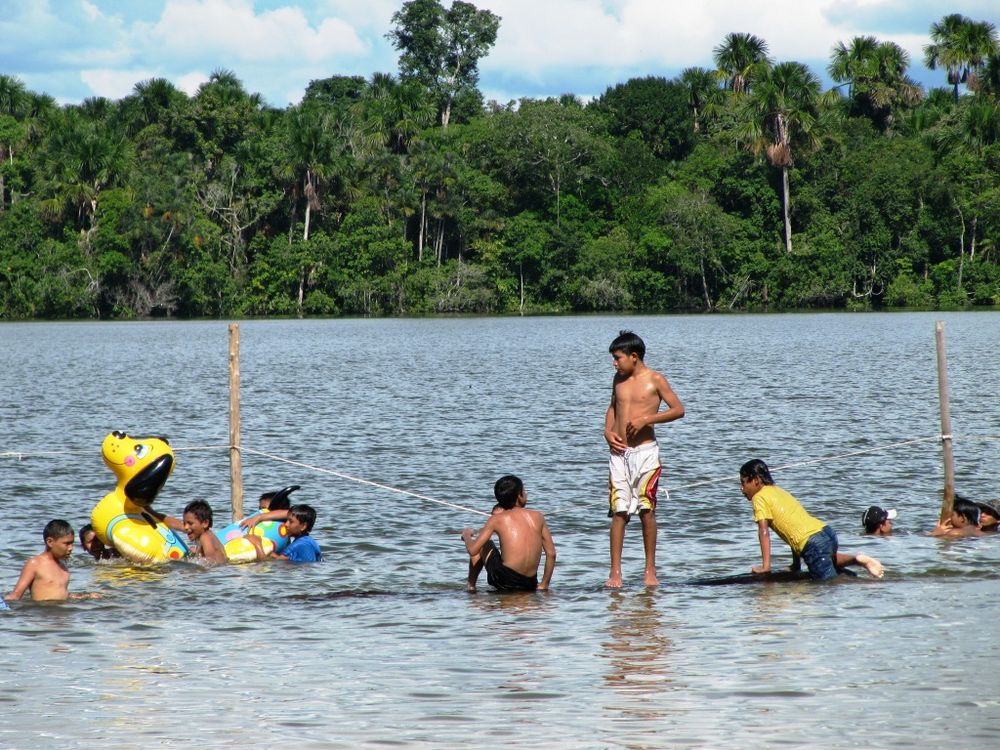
left=538, top=518, right=556, bottom=591
left=240, top=509, right=288, bottom=529
left=752, top=520, right=772, bottom=573
left=153, top=512, right=184, bottom=532
left=5, top=559, right=37, bottom=601
left=461, top=518, right=496, bottom=557
left=200, top=533, right=228, bottom=565
left=604, top=389, right=627, bottom=453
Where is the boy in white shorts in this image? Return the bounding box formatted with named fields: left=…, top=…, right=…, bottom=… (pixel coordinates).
left=604, top=331, right=685, bottom=588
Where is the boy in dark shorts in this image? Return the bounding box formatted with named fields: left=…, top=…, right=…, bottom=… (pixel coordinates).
left=462, top=475, right=556, bottom=592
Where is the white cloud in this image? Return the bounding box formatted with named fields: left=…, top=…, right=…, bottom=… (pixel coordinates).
left=176, top=71, right=211, bottom=96
left=80, top=68, right=157, bottom=100
left=140, top=0, right=368, bottom=65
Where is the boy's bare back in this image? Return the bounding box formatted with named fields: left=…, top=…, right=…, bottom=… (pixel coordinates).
left=491, top=507, right=550, bottom=576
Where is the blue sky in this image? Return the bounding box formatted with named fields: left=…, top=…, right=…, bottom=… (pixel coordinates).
left=1, top=0, right=997, bottom=107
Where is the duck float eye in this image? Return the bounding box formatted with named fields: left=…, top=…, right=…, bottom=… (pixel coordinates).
left=134, top=444, right=150, bottom=460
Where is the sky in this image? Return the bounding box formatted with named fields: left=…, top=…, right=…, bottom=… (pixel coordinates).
left=1, top=0, right=998, bottom=108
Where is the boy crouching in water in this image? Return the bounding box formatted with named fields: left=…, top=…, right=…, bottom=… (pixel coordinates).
left=6, top=520, right=81, bottom=602
left=462, top=475, right=556, bottom=592
left=739, top=459, right=884, bottom=580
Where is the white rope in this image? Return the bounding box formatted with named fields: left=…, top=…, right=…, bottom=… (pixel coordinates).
left=241, top=447, right=490, bottom=517
left=663, top=435, right=942, bottom=493
left=0, top=443, right=229, bottom=460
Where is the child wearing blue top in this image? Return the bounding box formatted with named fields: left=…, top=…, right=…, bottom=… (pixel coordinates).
left=246, top=504, right=322, bottom=563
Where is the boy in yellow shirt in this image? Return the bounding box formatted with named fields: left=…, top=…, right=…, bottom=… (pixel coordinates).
left=739, top=459, right=884, bottom=580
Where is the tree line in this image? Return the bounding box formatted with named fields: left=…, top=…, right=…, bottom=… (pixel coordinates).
left=0, top=2, right=998, bottom=319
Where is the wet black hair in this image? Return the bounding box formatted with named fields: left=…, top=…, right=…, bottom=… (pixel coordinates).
left=79, top=523, right=96, bottom=546
left=609, top=330, right=645, bottom=360
left=493, top=475, right=524, bottom=510
left=739, top=459, right=775, bottom=486
left=43, top=519, right=73, bottom=543
left=288, top=504, right=317, bottom=534
left=183, top=499, right=213, bottom=527
left=952, top=497, right=980, bottom=526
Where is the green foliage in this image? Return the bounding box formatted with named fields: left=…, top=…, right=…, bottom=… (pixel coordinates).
left=0, top=7, right=998, bottom=319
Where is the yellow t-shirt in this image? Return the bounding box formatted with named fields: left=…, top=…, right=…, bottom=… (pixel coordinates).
left=751, top=484, right=826, bottom=555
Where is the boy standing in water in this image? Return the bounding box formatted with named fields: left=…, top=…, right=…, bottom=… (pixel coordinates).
left=605, top=331, right=685, bottom=588
left=739, top=459, right=884, bottom=580
left=5, top=519, right=76, bottom=601
left=462, top=475, right=556, bottom=592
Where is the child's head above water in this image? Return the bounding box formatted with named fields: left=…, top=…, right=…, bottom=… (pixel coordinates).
left=43, top=519, right=74, bottom=559
left=182, top=500, right=213, bottom=539
left=951, top=497, right=980, bottom=528
left=286, top=504, right=317, bottom=535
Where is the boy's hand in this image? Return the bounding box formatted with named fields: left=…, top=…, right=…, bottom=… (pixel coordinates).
left=461, top=528, right=473, bottom=542
left=239, top=516, right=260, bottom=530
left=604, top=429, right=628, bottom=453
left=624, top=416, right=647, bottom=440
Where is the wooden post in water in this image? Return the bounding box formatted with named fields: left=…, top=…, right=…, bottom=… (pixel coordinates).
left=935, top=321, right=955, bottom=521
left=229, top=323, right=244, bottom=523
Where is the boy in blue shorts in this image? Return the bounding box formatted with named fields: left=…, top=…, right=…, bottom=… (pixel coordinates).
left=739, top=459, right=884, bottom=580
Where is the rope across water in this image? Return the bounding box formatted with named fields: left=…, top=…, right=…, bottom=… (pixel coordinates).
left=1, top=433, right=988, bottom=518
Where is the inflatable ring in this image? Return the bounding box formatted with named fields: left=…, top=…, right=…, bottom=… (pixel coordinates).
left=213, top=485, right=299, bottom=563
left=91, top=431, right=188, bottom=564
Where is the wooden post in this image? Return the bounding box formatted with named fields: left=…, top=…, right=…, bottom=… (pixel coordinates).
left=229, top=323, right=244, bottom=523
left=935, top=321, right=955, bottom=521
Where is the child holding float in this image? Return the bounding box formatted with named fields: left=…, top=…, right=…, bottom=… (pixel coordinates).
left=241, top=504, right=322, bottom=562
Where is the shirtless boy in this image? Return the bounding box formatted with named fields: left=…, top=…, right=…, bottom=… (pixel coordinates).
left=5, top=519, right=75, bottom=601
left=930, top=497, right=985, bottom=538
left=162, top=500, right=227, bottom=564
left=604, top=331, right=684, bottom=587
left=462, top=475, right=556, bottom=592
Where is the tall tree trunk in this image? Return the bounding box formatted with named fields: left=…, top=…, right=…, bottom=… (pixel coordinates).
left=781, top=165, right=792, bottom=253
left=418, top=191, right=426, bottom=262
left=699, top=254, right=712, bottom=311
left=519, top=262, right=525, bottom=316
left=956, top=207, right=966, bottom=291
left=297, top=268, right=305, bottom=318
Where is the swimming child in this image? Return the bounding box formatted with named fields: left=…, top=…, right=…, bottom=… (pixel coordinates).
left=930, top=497, right=984, bottom=538
left=977, top=501, right=999, bottom=532
left=162, top=500, right=227, bottom=564
left=5, top=520, right=75, bottom=601
left=244, top=504, right=322, bottom=562
left=79, top=523, right=121, bottom=560
left=604, top=330, right=684, bottom=588
left=862, top=506, right=897, bottom=535
left=739, top=459, right=884, bottom=580
left=462, top=475, right=556, bottom=593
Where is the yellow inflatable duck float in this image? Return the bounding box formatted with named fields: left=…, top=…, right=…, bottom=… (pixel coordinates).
left=91, top=431, right=188, bottom=564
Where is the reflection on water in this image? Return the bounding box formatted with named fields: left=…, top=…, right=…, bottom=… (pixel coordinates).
left=1, top=313, right=999, bottom=749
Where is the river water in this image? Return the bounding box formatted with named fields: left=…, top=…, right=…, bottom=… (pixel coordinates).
left=1, top=312, right=998, bottom=749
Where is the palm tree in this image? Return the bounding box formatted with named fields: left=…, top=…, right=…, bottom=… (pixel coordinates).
left=736, top=62, right=822, bottom=253
left=828, top=36, right=880, bottom=99
left=679, top=67, right=721, bottom=132
left=830, top=37, right=923, bottom=129
left=713, top=33, right=771, bottom=95
left=925, top=15, right=1000, bottom=100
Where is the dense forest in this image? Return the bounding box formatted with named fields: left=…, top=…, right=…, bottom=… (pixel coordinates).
left=1, top=3, right=999, bottom=319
